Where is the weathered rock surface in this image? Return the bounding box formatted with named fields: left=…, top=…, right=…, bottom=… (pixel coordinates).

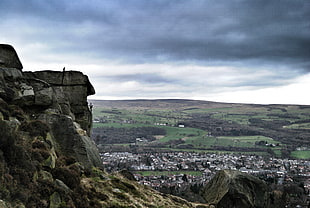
left=201, top=169, right=268, bottom=208
left=0, top=44, right=23, bottom=70
left=0, top=44, right=100, bottom=169
left=23, top=70, right=95, bottom=134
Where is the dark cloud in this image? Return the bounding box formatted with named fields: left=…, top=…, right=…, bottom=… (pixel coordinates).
left=91, top=0, right=310, bottom=68
left=1, top=0, right=309, bottom=69
left=102, top=73, right=178, bottom=85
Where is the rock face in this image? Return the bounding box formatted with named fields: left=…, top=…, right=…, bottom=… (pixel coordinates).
left=23, top=70, right=95, bottom=135
left=0, top=44, right=101, bottom=169
left=201, top=170, right=268, bottom=208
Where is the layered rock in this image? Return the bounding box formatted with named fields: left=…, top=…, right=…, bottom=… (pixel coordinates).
left=23, top=70, right=95, bottom=135
left=201, top=170, right=268, bottom=208
left=0, top=44, right=101, bottom=169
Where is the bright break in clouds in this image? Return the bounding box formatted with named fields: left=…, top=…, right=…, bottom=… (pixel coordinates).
left=1, top=0, right=309, bottom=104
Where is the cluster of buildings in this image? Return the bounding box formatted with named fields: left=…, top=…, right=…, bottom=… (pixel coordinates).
left=100, top=152, right=310, bottom=191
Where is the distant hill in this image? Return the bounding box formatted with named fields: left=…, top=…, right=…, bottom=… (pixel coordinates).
left=89, top=98, right=249, bottom=109
left=90, top=99, right=310, bottom=159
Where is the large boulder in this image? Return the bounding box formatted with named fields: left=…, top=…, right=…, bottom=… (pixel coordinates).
left=24, top=70, right=95, bottom=134
left=23, top=70, right=95, bottom=95
left=201, top=170, right=268, bottom=208
left=0, top=44, right=23, bottom=70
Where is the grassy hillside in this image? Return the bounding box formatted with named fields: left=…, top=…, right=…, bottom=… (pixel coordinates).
left=90, top=99, right=310, bottom=159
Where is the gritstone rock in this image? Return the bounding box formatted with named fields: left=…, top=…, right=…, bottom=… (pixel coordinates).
left=201, top=169, right=268, bottom=208
left=0, top=44, right=23, bottom=70
left=0, top=44, right=101, bottom=169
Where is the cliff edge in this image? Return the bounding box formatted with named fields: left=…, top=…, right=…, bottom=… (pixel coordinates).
left=0, top=46, right=101, bottom=169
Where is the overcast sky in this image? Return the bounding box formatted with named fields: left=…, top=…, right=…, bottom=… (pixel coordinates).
left=1, top=0, right=309, bottom=104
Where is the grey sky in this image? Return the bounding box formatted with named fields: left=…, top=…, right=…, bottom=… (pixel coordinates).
left=1, top=0, right=309, bottom=104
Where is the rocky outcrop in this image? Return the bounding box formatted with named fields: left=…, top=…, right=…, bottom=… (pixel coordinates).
left=201, top=170, right=268, bottom=208
left=0, top=44, right=23, bottom=70
left=0, top=44, right=101, bottom=169
left=23, top=70, right=95, bottom=135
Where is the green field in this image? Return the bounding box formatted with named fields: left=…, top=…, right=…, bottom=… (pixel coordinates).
left=214, top=135, right=278, bottom=146
left=158, top=148, right=271, bottom=156
left=93, top=122, right=153, bottom=128
left=90, top=99, right=310, bottom=159
left=290, top=151, right=310, bottom=159
left=157, top=126, right=206, bottom=143
left=134, top=171, right=203, bottom=177
left=284, top=123, right=310, bottom=129
left=93, top=109, right=280, bottom=150
left=93, top=110, right=281, bottom=154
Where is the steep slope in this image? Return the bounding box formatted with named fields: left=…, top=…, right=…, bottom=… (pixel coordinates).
left=0, top=44, right=208, bottom=208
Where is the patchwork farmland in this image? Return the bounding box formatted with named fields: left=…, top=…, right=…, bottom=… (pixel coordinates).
left=90, top=99, right=310, bottom=159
